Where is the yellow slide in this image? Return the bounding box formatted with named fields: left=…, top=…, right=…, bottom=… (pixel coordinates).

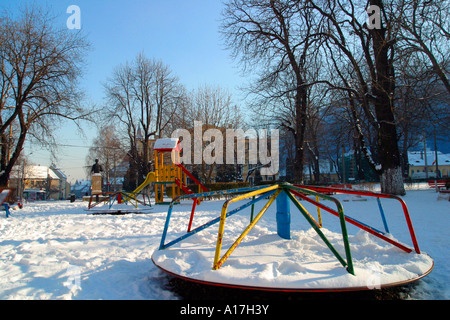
left=132, top=172, right=156, bottom=195
left=123, top=172, right=156, bottom=202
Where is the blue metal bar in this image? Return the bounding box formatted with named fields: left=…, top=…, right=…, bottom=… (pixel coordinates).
left=3, top=204, right=10, bottom=218
left=108, top=193, right=117, bottom=209
left=159, top=189, right=277, bottom=250
left=377, top=198, right=390, bottom=233
left=159, top=185, right=270, bottom=249
left=345, top=213, right=386, bottom=235
left=276, top=190, right=291, bottom=239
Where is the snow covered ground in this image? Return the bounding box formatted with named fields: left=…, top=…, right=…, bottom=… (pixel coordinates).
left=0, top=184, right=448, bottom=300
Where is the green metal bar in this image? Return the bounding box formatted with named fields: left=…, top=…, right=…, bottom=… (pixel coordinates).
left=284, top=189, right=351, bottom=274
left=287, top=184, right=354, bottom=274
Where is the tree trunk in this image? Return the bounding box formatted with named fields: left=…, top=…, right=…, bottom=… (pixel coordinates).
left=0, top=127, right=27, bottom=187
left=370, top=0, right=405, bottom=195
left=293, top=85, right=308, bottom=183
left=380, top=167, right=405, bottom=195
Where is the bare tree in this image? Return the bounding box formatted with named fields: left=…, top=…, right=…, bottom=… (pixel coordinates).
left=221, top=0, right=323, bottom=183
left=0, top=6, right=91, bottom=187
left=172, top=84, right=243, bottom=183
left=397, top=0, right=450, bottom=94
left=103, top=53, right=183, bottom=185
left=303, top=0, right=409, bottom=194
left=394, top=50, right=450, bottom=174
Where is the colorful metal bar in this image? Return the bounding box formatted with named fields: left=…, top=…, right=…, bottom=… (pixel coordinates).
left=288, top=191, right=321, bottom=229
left=316, top=195, right=322, bottom=228
left=290, top=189, right=413, bottom=253
left=171, top=184, right=272, bottom=203
left=187, top=198, right=198, bottom=232
left=286, top=185, right=355, bottom=275
left=159, top=188, right=278, bottom=250
left=213, top=185, right=279, bottom=268
left=88, top=190, right=144, bottom=210
left=164, top=184, right=271, bottom=233
left=213, top=189, right=281, bottom=270
left=296, top=185, right=420, bottom=254
left=285, top=189, right=354, bottom=274
left=377, top=198, right=390, bottom=234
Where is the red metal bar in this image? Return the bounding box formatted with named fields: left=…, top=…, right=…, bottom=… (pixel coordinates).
left=176, top=163, right=209, bottom=192
left=290, top=190, right=413, bottom=253
left=295, top=185, right=420, bottom=254
left=175, top=178, right=200, bottom=232
left=187, top=197, right=198, bottom=232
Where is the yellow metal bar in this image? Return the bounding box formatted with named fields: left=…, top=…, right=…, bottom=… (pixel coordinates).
left=213, top=185, right=280, bottom=270
left=128, top=193, right=138, bottom=208
left=214, top=189, right=281, bottom=270
left=316, top=195, right=322, bottom=228
left=154, top=150, right=159, bottom=180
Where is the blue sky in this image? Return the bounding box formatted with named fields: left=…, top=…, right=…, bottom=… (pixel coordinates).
left=1, top=0, right=246, bottom=182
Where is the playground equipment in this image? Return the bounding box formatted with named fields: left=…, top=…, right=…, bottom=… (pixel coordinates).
left=152, top=182, right=434, bottom=292
left=152, top=138, right=208, bottom=204
left=87, top=190, right=153, bottom=214
left=86, top=138, right=208, bottom=213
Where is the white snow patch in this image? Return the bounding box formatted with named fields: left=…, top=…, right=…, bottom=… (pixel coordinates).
left=0, top=188, right=448, bottom=299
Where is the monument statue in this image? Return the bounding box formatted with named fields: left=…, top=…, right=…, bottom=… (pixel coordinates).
left=91, top=159, right=103, bottom=195
left=91, top=159, right=104, bottom=174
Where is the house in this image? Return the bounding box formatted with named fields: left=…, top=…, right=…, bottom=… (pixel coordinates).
left=9, top=165, right=70, bottom=200
left=302, top=159, right=340, bottom=183
left=50, top=165, right=70, bottom=200
left=408, top=150, right=450, bottom=179
left=71, top=179, right=91, bottom=198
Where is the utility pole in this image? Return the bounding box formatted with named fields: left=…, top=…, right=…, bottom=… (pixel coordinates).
left=434, top=126, right=439, bottom=192
left=342, top=145, right=346, bottom=184
left=423, top=134, right=428, bottom=179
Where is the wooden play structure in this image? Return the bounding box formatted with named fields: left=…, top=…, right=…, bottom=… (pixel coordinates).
left=152, top=138, right=208, bottom=204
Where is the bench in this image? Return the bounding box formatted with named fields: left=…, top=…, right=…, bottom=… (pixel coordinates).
left=427, top=180, right=448, bottom=191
